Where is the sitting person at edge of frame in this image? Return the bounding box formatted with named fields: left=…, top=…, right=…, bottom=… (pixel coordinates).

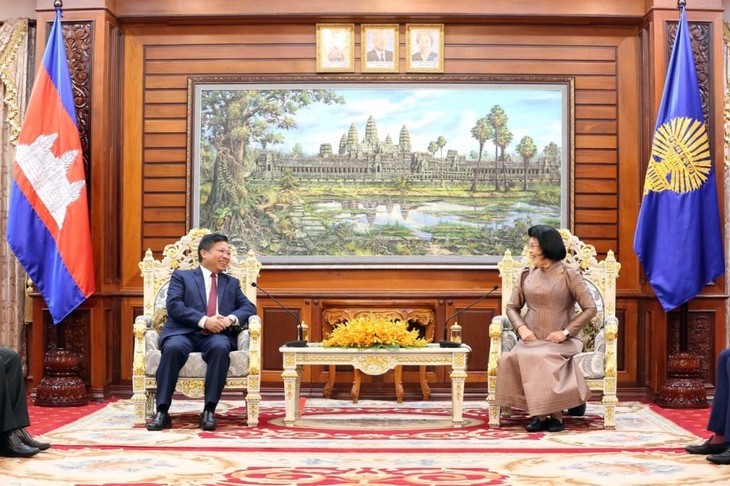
left=146, top=232, right=257, bottom=432
left=1, top=346, right=51, bottom=457
left=494, top=224, right=596, bottom=433
left=685, top=348, right=730, bottom=465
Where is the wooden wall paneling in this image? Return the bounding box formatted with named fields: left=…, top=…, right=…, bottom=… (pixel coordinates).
left=121, top=30, right=145, bottom=290
left=615, top=304, right=638, bottom=386
left=88, top=11, right=125, bottom=397
left=642, top=300, right=667, bottom=397
left=134, top=24, right=629, bottom=260
left=102, top=20, right=123, bottom=285
left=119, top=299, right=143, bottom=383
left=144, top=148, right=187, bottom=162
left=130, top=21, right=625, bottom=394
left=574, top=194, right=618, bottom=208
left=97, top=0, right=652, bottom=20
left=104, top=3, right=724, bottom=398
left=450, top=304, right=498, bottom=382
left=614, top=32, right=646, bottom=290
left=259, top=299, right=312, bottom=383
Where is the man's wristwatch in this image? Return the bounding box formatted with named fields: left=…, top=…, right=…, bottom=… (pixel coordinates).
left=562, top=329, right=570, bottom=338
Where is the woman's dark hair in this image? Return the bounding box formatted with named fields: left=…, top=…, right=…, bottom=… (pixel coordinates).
left=198, top=233, right=228, bottom=262
left=527, top=225, right=566, bottom=261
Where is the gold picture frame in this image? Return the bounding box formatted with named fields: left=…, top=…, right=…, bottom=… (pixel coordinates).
left=316, top=24, right=355, bottom=73
left=405, top=24, right=444, bottom=73
left=361, top=24, right=399, bottom=73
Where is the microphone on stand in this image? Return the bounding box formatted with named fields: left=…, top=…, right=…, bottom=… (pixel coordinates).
left=251, top=282, right=308, bottom=347
left=439, top=284, right=499, bottom=348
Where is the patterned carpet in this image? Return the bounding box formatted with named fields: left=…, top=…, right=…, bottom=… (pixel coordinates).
left=2, top=398, right=725, bottom=485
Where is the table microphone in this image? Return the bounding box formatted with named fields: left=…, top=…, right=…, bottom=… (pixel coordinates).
left=439, top=284, right=499, bottom=348
left=251, top=282, right=308, bottom=347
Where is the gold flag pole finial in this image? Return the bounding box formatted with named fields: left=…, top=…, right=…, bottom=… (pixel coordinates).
left=677, top=0, right=686, bottom=9
left=54, top=0, right=63, bottom=9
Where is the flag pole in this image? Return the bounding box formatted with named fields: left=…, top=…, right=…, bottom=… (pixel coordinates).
left=667, top=0, right=690, bottom=358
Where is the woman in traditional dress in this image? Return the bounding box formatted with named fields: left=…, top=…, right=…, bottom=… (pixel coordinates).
left=495, top=225, right=596, bottom=432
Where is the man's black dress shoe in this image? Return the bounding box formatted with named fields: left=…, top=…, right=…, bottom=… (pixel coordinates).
left=525, top=417, right=550, bottom=432
left=199, top=410, right=217, bottom=431
left=14, top=428, right=51, bottom=451
left=1, top=432, right=40, bottom=457
left=685, top=437, right=730, bottom=455
left=707, top=448, right=730, bottom=465
left=547, top=418, right=565, bottom=432
left=146, top=411, right=172, bottom=431
left=567, top=403, right=587, bottom=417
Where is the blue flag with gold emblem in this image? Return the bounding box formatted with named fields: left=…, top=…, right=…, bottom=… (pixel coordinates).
left=633, top=5, right=724, bottom=312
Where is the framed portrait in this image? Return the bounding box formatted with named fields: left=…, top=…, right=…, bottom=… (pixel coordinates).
left=316, top=24, right=355, bottom=73
left=405, top=24, right=444, bottom=73
left=361, top=24, right=399, bottom=73
left=189, top=75, right=573, bottom=268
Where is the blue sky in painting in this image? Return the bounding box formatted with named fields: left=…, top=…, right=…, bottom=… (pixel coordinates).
left=281, top=86, right=564, bottom=157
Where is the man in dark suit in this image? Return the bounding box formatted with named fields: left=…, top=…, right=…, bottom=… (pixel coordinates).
left=685, top=348, right=730, bottom=464
left=146, top=233, right=257, bottom=431
left=1, top=347, right=51, bottom=457
left=366, top=29, right=394, bottom=62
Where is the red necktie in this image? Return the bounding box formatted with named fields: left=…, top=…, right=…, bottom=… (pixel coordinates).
left=206, top=273, right=217, bottom=316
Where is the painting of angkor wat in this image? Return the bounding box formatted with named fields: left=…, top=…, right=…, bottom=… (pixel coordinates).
left=192, top=83, right=569, bottom=265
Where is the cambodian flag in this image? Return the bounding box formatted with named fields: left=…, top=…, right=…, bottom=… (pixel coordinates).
left=633, top=5, right=724, bottom=311
left=6, top=9, right=95, bottom=324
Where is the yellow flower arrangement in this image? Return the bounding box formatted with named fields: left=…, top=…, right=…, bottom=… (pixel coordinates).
left=322, top=314, right=429, bottom=349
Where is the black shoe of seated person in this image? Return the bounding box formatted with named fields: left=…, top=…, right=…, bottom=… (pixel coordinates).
left=685, top=436, right=730, bottom=455
left=0, top=431, right=40, bottom=458
left=14, top=428, right=51, bottom=451
left=707, top=448, right=730, bottom=465
left=547, top=418, right=565, bottom=432
left=525, top=417, right=550, bottom=432
left=199, top=410, right=217, bottom=431
left=566, top=403, right=587, bottom=417
left=146, top=411, right=172, bottom=431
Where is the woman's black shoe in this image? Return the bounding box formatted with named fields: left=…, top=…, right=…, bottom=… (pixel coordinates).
left=525, top=417, right=550, bottom=432
left=567, top=403, right=586, bottom=416
left=548, top=418, right=565, bottom=432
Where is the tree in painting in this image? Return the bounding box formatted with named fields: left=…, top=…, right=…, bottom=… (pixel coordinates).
left=487, top=105, right=507, bottom=191
left=199, top=89, right=343, bottom=243
left=516, top=135, right=537, bottom=190
left=470, top=117, right=493, bottom=192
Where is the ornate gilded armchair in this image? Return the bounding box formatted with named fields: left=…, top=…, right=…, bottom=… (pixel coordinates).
left=131, top=228, right=262, bottom=426
left=486, top=229, right=621, bottom=429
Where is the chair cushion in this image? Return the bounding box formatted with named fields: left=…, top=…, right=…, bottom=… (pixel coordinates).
left=576, top=280, right=604, bottom=352
left=144, top=329, right=251, bottom=377
left=573, top=351, right=605, bottom=379
left=145, top=350, right=250, bottom=377
left=501, top=330, right=518, bottom=352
